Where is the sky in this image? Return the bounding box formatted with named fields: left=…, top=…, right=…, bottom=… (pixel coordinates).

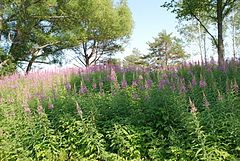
left=119, top=0, right=179, bottom=58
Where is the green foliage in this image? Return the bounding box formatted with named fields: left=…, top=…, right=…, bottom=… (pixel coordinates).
left=1, top=62, right=240, bottom=160
left=59, top=0, right=133, bottom=67
left=1, top=0, right=68, bottom=72
left=0, top=49, right=16, bottom=76
left=162, top=0, right=239, bottom=65
left=1, top=0, right=133, bottom=71
left=146, top=30, right=187, bottom=66
left=123, top=48, right=149, bottom=66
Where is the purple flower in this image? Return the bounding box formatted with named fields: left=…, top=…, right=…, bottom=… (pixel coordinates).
left=171, top=73, right=178, bottom=79
left=158, top=79, right=169, bottom=90
left=162, top=73, right=168, bottom=79
left=140, top=85, right=145, bottom=90
left=65, top=82, right=71, bottom=91
left=121, top=80, right=128, bottom=89
left=110, top=69, right=117, bottom=82
left=199, top=79, right=207, bottom=88
left=145, top=79, right=153, bottom=89
left=179, top=83, right=187, bottom=93
left=218, top=65, right=226, bottom=72
left=80, top=85, right=88, bottom=94
left=191, top=76, right=197, bottom=86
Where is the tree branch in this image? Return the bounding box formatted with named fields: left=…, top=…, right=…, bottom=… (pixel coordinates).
left=30, top=15, right=70, bottom=19
left=77, top=56, right=86, bottom=66
left=88, top=40, right=97, bottom=59
left=223, top=0, right=237, bottom=18
left=32, top=41, right=60, bottom=57
left=191, top=13, right=218, bottom=46
left=0, top=59, right=9, bottom=68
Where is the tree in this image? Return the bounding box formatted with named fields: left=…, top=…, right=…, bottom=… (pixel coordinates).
left=228, top=2, right=240, bottom=60
left=60, top=0, right=133, bottom=67
left=0, top=0, right=69, bottom=73
left=0, top=0, right=133, bottom=72
left=146, top=30, right=187, bottom=66
left=123, top=48, right=148, bottom=66
left=178, top=20, right=209, bottom=64
left=162, top=0, right=238, bottom=66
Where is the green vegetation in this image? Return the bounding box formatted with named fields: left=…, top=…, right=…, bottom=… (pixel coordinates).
left=1, top=0, right=240, bottom=160
left=146, top=30, right=187, bottom=66
left=0, top=62, right=240, bottom=160
left=0, top=0, right=133, bottom=74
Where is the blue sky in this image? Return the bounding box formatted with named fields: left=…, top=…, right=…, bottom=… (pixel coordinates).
left=121, top=0, right=179, bottom=57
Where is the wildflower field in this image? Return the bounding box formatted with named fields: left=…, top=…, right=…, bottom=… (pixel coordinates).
left=0, top=61, right=240, bottom=160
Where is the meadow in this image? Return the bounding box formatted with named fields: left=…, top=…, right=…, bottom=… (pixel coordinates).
left=0, top=61, right=240, bottom=160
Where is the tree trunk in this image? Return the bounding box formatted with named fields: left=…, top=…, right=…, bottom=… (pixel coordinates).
left=198, top=22, right=203, bottom=64
left=231, top=8, right=236, bottom=60
left=203, top=32, right=207, bottom=64
left=85, top=56, right=90, bottom=67
left=232, top=23, right=236, bottom=60
left=26, top=57, right=35, bottom=74
left=217, top=0, right=225, bottom=66
left=0, top=3, right=3, bottom=32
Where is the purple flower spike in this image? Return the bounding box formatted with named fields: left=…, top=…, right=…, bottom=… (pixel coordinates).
left=179, top=83, right=187, bottom=93
left=218, top=65, right=226, bottom=72
left=158, top=79, right=169, bottom=90
left=171, top=73, right=178, bottom=79
left=121, top=80, right=128, bottom=89
left=110, top=69, right=117, bottom=82
left=145, top=79, right=153, bottom=89
left=162, top=73, right=168, bottom=79
left=80, top=85, right=88, bottom=94
left=199, top=79, right=207, bottom=88
left=191, top=76, right=197, bottom=86
left=65, top=82, right=71, bottom=91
